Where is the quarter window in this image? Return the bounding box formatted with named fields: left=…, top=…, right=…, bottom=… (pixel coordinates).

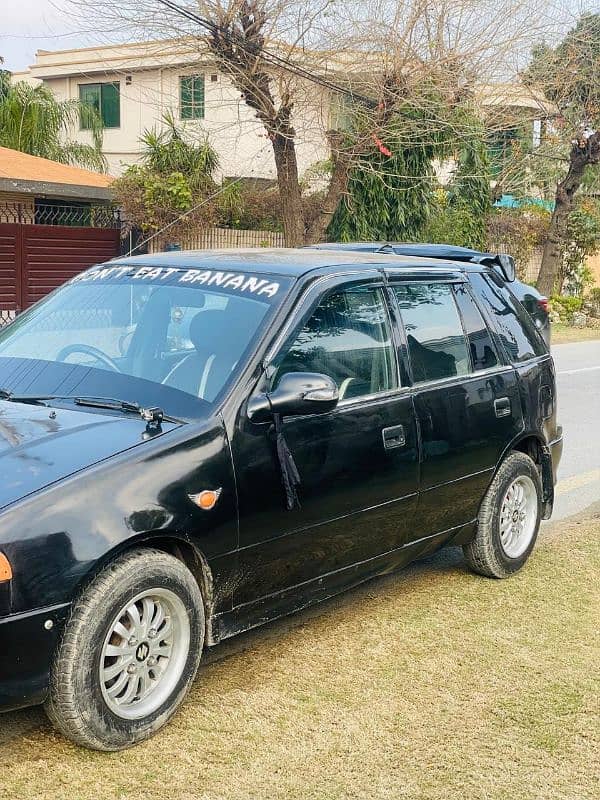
left=180, top=75, right=205, bottom=120
left=469, top=273, right=545, bottom=363
left=453, top=284, right=499, bottom=371
left=394, top=283, right=470, bottom=383
left=79, top=83, right=120, bottom=128
left=276, top=286, right=397, bottom=400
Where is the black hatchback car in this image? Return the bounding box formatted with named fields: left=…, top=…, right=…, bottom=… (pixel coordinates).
left=0, top=249, right=562, bottom=750
left=308, top=242, right=551, bottom=345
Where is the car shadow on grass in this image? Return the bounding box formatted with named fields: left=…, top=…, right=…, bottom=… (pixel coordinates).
left=0, top=546, right=467, bottom=748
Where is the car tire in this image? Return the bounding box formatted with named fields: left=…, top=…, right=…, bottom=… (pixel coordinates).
left=463, top=451, right=542, bottom=579
left=45, top=548, right=204, bottom=751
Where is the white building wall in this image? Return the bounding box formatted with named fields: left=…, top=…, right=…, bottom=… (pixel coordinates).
left=40, top=56, right=330, bottom=179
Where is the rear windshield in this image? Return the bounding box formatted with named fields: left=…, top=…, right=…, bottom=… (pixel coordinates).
left=0, top=265, right=292, bottom=419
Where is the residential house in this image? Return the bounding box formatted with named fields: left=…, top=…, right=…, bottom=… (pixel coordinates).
left=0, top=147, right=119, bottom=320
left=14, top=39, right=554, bottom=187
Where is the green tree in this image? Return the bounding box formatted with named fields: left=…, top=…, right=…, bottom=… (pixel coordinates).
left=562, top=199, right=600, bottom=296
left=0, top=80, right=106, bottom=171
left=327, top=130, right=438, bottom=242
left=441, top=129, right=492, bottom=250
left=524, top=14, right=600, bottom=295
left=139, top=111, right=219, bottom=194
left=329, top=104, right=492, bottom=248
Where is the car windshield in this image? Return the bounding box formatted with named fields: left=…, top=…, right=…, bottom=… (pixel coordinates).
left=0, top=265, right=292, bottom=419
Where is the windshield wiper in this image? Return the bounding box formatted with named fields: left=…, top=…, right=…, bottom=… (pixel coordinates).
left=1, top=392, right=55, bottom=406
left=73, top=397, right=181, bottom=425
left=1, top=393, right=183, bottom=424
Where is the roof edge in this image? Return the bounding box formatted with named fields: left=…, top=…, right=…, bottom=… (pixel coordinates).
left=0, top=178, right=113, bottom=202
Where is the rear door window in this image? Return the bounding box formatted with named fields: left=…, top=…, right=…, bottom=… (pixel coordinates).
left=468, top=273, right=546, bottom=362
left=453, top=283, right=499, bottom=371
left=393, top=283, right=470, bottom=383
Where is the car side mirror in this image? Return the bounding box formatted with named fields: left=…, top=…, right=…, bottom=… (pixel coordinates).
left=247, top=372, right=339, bottom=423
left=497, top=254, right=516, bottom=282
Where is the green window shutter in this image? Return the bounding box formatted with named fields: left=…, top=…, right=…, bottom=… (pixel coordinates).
left=101, top=82, right=120, bottom=128
left=79, top=84, right=100, bottom=130
left=192, top=75, right=205, bottom=119
left=180, top=75, right=204, bottom=120
left=330, top=92, right=354, bottom=132
left=180, top=76, right=193, bottom=120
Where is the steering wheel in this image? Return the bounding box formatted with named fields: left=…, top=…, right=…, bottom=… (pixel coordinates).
left=56, top=344, right=122, bottom=373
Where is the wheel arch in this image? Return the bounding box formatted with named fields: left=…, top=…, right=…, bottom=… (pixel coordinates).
left=72, top=531, right=220, bottom=646
left=499, top=433, right=554, bottom=519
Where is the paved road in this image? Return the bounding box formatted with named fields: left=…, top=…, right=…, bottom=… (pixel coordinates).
left=550, top=339, right=600, bottom=520
left=1, top=339, right=598, bottom=745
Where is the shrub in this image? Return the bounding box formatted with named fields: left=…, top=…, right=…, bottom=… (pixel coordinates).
left=485, top=206, right=550, bottom=280
left=549, top=295, right=584, bottom=323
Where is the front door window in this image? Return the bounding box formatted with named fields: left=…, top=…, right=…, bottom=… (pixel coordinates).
left=275, top=285, right=397, bottom=400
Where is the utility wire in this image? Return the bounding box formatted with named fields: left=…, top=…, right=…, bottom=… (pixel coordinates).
left=154, top=0, right=378, bottom=108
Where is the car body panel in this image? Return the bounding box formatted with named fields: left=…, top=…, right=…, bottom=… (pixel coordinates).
left=412, top=367, right=524, bottom=535
left=0, top=416, right=238, bottom=618
left=0, top=603, right=71, bottom=711
left=231, top=393, right=419, bottom=609
left=0, top=399, right=179, bottom=511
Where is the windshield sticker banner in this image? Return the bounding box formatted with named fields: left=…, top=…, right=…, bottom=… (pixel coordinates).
left=71, top=266, right=282, bottom=299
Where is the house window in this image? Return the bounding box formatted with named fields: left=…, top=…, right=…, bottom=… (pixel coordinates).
left=79, top=82, right=120, bottom=128
left=180, top=75, right=205, bottom=120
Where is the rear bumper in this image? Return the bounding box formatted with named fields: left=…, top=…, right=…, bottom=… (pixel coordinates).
left=541, top=428, right=563, bottom=520
left=0, top=603, right=69, bottom=712
left=549, top=428, right=563, bottom=485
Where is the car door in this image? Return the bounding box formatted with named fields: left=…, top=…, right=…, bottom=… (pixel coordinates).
left=230, top=277, right=419, bottom=615
left=390, top=279, right=524, bottom=540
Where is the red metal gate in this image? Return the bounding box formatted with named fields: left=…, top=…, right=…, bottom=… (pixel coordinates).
left=0, top=223, right=120, bottom=314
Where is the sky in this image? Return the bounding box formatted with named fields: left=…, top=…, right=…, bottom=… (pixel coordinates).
left=1, top=0, right=598, bottom=73
left=1, top=1, right=92, bottom=71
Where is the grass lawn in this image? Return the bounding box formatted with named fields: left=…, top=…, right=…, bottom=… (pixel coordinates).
left=1, top=516, right=598, bottom=800
left=552, top=323, right=600, bottom=344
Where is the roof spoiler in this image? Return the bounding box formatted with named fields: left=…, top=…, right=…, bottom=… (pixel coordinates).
left=480, top=253, right=516, bottom=283
left=374, top=241, right=517, bottom=282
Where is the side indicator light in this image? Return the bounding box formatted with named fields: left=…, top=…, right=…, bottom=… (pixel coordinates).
left=189, top=489, right=222, bottom=511
left=0, top=552, right=13, bottom=583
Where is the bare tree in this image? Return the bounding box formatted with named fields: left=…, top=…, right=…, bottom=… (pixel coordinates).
left=523, top=13, right=600, bottom=295
left=67, top=0, right=554, bottom=245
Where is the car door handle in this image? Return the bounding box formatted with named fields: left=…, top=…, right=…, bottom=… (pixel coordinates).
left=494, top=397, right=511, bottom=418
left=382, top=424, right=406, bottom=450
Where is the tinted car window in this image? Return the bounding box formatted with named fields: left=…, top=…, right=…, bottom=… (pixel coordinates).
left=453, top=284, right=499, bottom=371
left=276, top=286, right=397, bottom=400
left=468, top=272, right=546, bottom=362
left=394, top=283, right=470, bottom=383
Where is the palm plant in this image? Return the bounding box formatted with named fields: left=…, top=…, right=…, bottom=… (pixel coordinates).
left=139, top=111, right=219, bottom=193
left=0, top=81, right=106, bottom=171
